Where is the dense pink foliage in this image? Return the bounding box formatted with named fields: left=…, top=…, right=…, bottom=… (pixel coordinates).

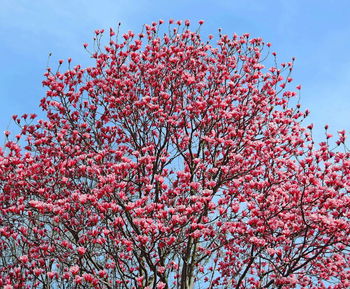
left=1, top=20, right=350, bottom=289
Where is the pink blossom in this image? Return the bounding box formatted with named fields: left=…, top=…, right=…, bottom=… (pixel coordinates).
left=47, top=272, right=56, bottom=279
left=69, top=265, right=80, bottom=275
left=77, top=247, right=86, bottom=255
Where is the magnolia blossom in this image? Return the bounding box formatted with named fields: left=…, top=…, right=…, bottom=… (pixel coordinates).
left=0, top=20, right=349, bottom=289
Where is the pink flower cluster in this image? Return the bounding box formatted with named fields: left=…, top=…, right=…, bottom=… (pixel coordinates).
left=0, top=20, right=349, bottom=289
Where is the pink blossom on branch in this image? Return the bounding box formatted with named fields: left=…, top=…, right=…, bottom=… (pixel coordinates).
left=0, top=20, right=350, bottom=289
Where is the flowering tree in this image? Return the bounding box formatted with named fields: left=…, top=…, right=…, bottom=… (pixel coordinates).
left=1, top=20, right=350, bottom=289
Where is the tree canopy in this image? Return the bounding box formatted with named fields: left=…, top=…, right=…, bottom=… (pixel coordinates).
left=1, top=20, right=349, bottom=289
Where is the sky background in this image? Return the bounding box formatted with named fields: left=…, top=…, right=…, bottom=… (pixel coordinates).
left=1, top=0, right=349, bottom=145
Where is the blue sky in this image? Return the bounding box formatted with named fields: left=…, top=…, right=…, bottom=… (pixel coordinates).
left=1, top=0, right=350, bottom=144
